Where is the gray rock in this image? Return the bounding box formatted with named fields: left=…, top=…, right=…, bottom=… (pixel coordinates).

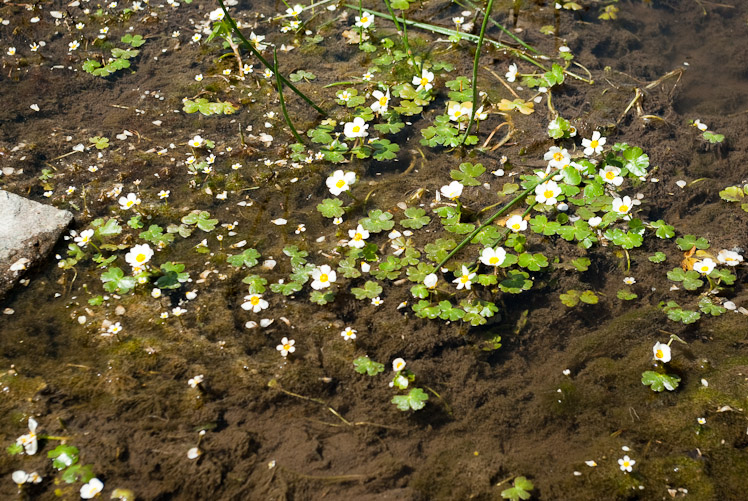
left=0, top=190, right=73, bottom=298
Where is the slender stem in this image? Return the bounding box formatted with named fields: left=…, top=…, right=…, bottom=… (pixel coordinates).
left=460, top=0, right=493, bottom=146
left=455, top=0, right=539, bottom=54
left=273, top=49, right=305, bottom=145
left=436, top=172, right=553, bottom=270
left=216, top=0, right=326, bottom=116
left=345, top=4, right=547, bottom=70
left=381, top=0, right=420, bottom=73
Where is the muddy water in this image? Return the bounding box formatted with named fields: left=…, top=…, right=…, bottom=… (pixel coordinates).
left=1, top=0, right=747, bottom=500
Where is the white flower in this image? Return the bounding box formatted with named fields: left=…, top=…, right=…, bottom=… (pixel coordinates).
left=186, top=289, right=196, bottom=300
left=611, top=196, right=633, bottom=215
left=505, top=215, right=527, bottom=232
left=241, top=294, right=269, bottom=313
left=534, top=180, right=562, bottom=205
left=277, top=337, right=295, bottom=357
left=588, top=216, right=602, bottom=227
left=447, top=101, right=469, bottom=122
left=343, top=117, right=369, bottom=138
left=453, top=16, right=465, bottom=29
left=480, top=247, right=506, bottom=267
left=249, top=32, right=267, bottom=51
left=693, top=119, right=708, bottom=131
left=192, top=33, right=202, bottom=43
left=188, top=375, right=203, bottom=388
left=600, top=166, right=623, bottom=186
left=108, top=322, right=122, bottom=335
left=187, top=447, right=202, bottom=460
left=618, top=455, right=635, bottom=473
left=505, top=63, right=518, bottom=82
left=311, top=265, right=336, bottom=290
left=333, top=217, right=343, bottom=225
left=189, top=135, right=204, bottom=148
left=158, top=190, right=170, bottom=199
left=653, top=342, right=671, bottom=363
left=582, top=131, right=606, bottom=156
left=286, top=4, right=303, bottom=16
left=341, top=327, right=357, bottom=340
left=15, top=418, right=38, bottom=455
left=693, top=258, right=716, bottom=275
left=623, top=276, right=636, bottom=285
left=371, top=296, right=383, bottom=306
left=453, top=265, right=475, bottom=290
left=119, top=192, right=141, bottom=210
left=697, top=417, right=706, bottom=425
left=362, top=71, right=373, bottom=81
left=151, top=288, right=162, bottom=298
left=68, top=40, right=80, bottom=51
left=338, top=90, right=352, bottom=102
left=370, top=89, right=390, bottom=113
left=263, top=68, right=274, bottom=79
left=125, top=244, right=154, bottom=268
left=392, top=358, right=406, bottom=371
left=74, top=229, right=95, bottom=247
left=354, top=12, right=373, bottom=29
left=412, top=69, right=434, bottom=92
left=717, top=249, right=743, bottom=266
left=7, top=47, right=16, bottom=56
left=326, top=170, right=356, bottom=196
left=424, top=273, right=438, bottom=289
left=80, top=478, right=104, bottom=499
left=544, top=146, right=570, bottom=169
left=440, top=180, right=463, bottom=200
left=348, top=224, right=370, bottom=249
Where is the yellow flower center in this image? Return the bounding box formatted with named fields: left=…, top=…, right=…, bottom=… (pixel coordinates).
left=618, top=204, right=629, bottom=213
left=655, top=349, right=664, bottom=359
left=361, top=16, right=368, bottom=23
left=379, top=96, right=387, bottom=106
left=512, top=223, right=520, bottom=230
left=544, top=190, right=554, bottom=199
left=126, top=201, right=134, bottom=207
left=454, top=110, right=462, bottom=117
left=421, top=77, right=428, bottom=85
left=353, top=233, right=363, bottom=241
left=623, top=461, right=630, bottom=467
left=283, top=343, right=291, bottom=351
left=700, top=265, right=708, bottom=272
left=250, top=296, right=259, bottom=305
left=553, top=152, right=563, bottom=162
left=460, top=275, right=469, bottom=283
left=136, top=253, right=146, bottom=263
left=335, top=179, right=345, bottom=188
left=319, top=273, right=328, bottom=282
left=352, top=125, right=360, bottom=133
left=489, top=257, right=499, bottom=265
left=605, top=171, right=615, bottom=180
left=590, top=140, right=599, bottom=148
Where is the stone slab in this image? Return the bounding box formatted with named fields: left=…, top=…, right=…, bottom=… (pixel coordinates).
left=0, top=190, right=73, bottom=298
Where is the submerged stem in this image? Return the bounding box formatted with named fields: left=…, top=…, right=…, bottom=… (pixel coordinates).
left=460, top=0, right=493, bottom=146
left=216, top=0, right=326, bottom=116
left=273, top=49, right=305, bottom=145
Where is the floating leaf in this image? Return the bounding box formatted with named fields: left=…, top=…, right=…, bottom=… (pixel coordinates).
left=642, top=370, right=680, bottom=392
left=354, top=356, right=385, bottom=376
left=391, top=387, right=429, bottom=411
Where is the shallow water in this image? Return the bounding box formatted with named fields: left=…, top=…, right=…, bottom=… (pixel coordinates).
left=1, top=0, right=747, bottom=499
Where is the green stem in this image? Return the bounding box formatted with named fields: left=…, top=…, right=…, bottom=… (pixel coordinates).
left=455, top=0, right=539, bottom=54
left=381, top=0, right=420, bottom=73
left=273, top=49, right=305, bottom=145
left=436, top=172, right=553, bottom=270
left=460, top=0, right=493, bottom=146
left=216, top=0, right=327, bottom=116
left=345, top=4, right=548, bottom=71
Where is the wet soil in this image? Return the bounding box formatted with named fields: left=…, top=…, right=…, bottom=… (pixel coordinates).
left=1, top=0, right=747, bottom=500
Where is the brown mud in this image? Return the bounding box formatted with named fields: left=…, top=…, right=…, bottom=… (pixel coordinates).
left=1, top=0, right=747, bottom=499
